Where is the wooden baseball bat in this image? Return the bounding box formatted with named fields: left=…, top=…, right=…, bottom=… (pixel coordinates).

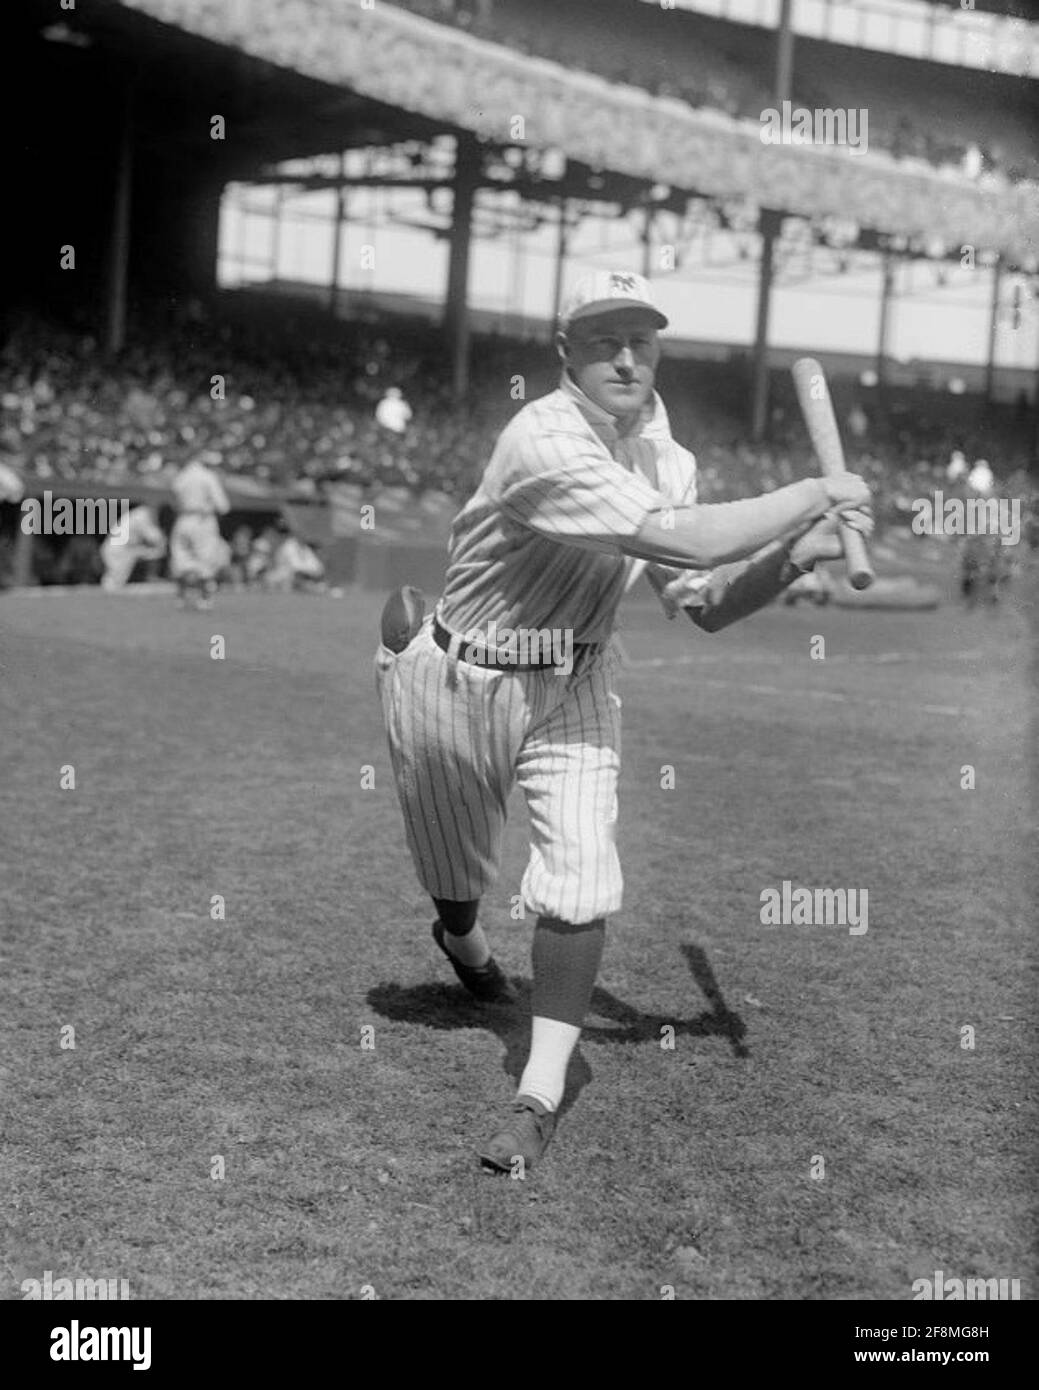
left=791, top=356, right=875, bottom=590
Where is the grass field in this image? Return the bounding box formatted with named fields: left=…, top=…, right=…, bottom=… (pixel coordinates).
left=1, top=567, right=1035, bottom=1301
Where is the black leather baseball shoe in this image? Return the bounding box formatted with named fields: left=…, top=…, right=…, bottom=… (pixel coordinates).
left=478, top=1096, right=556, bottom=1173
left=431, top=920, right=517, bottom=1004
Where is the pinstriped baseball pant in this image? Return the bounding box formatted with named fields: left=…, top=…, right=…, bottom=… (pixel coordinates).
left=375, top=616, right=623, bottom=925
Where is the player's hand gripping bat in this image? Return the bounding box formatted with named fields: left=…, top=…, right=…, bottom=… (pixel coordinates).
left=791, top=357, right=875, bottom=590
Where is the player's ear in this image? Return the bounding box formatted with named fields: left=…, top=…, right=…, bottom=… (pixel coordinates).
left=555, top=331, right=570, bottom=364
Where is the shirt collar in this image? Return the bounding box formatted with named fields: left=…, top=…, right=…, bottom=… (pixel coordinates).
left=559, top=371, right=672, bottom=443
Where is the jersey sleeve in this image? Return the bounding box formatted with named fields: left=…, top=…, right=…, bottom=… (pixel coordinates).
left=642, top=450, right=708, bottom=611
left=496, top=427, right=671, bottom=551
left=139, top=513, right=165, bottom=546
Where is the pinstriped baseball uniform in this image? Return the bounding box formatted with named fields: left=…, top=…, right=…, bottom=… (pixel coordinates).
left=375, top=372, right=706, bottom=924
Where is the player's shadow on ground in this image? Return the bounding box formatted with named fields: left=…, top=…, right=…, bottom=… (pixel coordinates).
left=367, top=942, right=748, bottom=1120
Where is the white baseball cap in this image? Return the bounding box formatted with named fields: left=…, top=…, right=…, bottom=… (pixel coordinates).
left=560, top=270, right=668, bottom=332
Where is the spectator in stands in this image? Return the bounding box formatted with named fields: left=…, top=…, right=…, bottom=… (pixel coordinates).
left=375, top=386, right=413, bottom=435
left=846, top=403, right=868, bottom=440
left=0, top=461, right=23, bottom=503
left=962, top=143, right=983, bottom=180
left=228, top=523, right=255, bottom=589
left=246, top=526, right=279, bottom=587
left=968, top=458, right=994, bottom=494
left=946, top=449, right=968, bottom=483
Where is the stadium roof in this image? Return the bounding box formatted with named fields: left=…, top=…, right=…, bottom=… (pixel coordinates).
left=18, top=0, right=452, bottom=174
left=20, top=0, right=1039, bottom=264
left=651, top=0, right=1039, bottom=24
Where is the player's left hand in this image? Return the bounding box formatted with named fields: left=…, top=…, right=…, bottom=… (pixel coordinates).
left=789, top=506, right=873, bottom=568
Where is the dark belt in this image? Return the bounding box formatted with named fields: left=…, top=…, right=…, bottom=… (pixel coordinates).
left=433, top=617, right=599, bottom=671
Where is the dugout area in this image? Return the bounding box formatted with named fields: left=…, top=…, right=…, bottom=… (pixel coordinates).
left=0, top=480, right=450, bottom=592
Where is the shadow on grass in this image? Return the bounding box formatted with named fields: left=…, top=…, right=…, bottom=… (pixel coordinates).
left=367, top=941, right=748, bottom=1120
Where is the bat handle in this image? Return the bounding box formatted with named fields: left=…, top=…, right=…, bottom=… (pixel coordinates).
left=838, top=517, right=874, bottom=590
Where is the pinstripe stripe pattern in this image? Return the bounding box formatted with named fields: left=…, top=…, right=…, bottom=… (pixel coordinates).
left=376, top=625, right=622, bottom=923
left=440, top=374, right=700, bottom=644
left=376, top=375, right=699, bottom=925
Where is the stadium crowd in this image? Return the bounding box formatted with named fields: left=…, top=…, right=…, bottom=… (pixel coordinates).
left=0, top=310, right=480, bottom=501
left=0, top=305, right=1033, bottom=553
left=392, top=0, right=1037, bottom=183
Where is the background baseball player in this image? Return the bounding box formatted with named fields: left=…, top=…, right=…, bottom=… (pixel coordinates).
left=100, top=504, right=166, bottom=592
left=266, top=520, right=327, bottom=592
left=375, top=271, right=872, bottom=1172
left=169, top=453, right=231, bottom=609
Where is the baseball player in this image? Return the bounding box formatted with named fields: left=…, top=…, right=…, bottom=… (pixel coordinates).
left=266, top=521, right=326, bottom=592
left=100, top=504, right=166, bottom=592
left=375, top=271, right=872, bottom=1172
left=169, top=454, right=231, bottom=609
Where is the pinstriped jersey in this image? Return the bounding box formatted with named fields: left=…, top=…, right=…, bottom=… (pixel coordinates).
left=172, top=461, right=230, bottom=516
left=439, top=373, right=702, bottom=644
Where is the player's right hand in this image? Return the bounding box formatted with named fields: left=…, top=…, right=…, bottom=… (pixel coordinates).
left=820, top=472, right=872, bottom=512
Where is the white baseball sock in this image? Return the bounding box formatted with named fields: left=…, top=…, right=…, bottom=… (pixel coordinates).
left=517, top=1016, right=582, bottom=1113
left=441, top=922, right=491, bottom=968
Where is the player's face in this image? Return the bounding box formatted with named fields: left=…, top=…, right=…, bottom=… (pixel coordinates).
left=560, top=310, right=661, bottom=419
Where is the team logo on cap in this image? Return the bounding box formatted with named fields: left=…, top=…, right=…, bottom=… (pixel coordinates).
left=609, top=273, right=640, bottom=293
